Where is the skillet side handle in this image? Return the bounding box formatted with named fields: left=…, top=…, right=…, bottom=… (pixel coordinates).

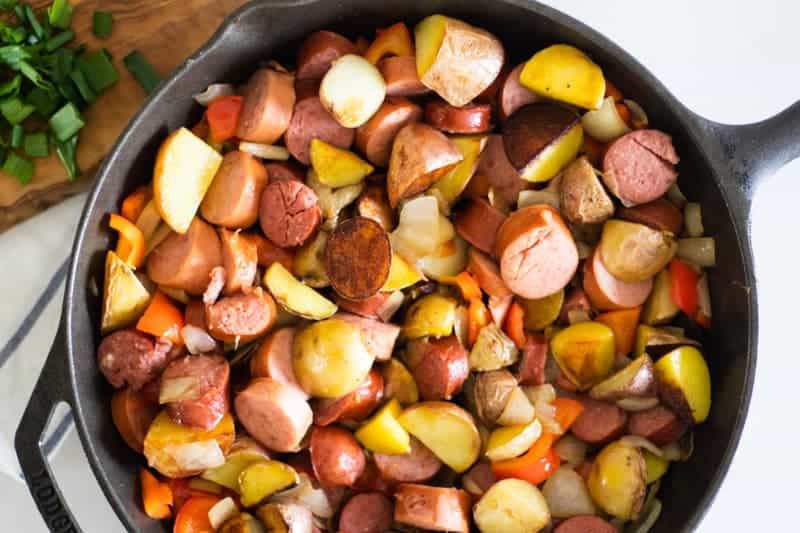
left=14, top=326, right=83, bottom=533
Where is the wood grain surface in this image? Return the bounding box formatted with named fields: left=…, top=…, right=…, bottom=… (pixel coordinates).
left=0, top=0, right=249, bottom=232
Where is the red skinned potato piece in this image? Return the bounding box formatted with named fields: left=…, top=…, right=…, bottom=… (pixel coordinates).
left=356, top=183, right=396, bottom=232
left=498, top=62, right=539, bottom=119
left=424, top=101, right=493, bottom=134
left=310, top=425, right=366, bottom=487
left=355, top=97, right=423, bottom=168
left=618, top=197, right=684, bottom=234
left=200, top=151, right=268, bottom=229
left=333, top=312, right=400, bottom=362
left=296, top=30, right=357, bottom=80
left=406, top=336, right=469, bottom=401
left=338, top=492, right=394, bottom=533
left=469, top=134, right=528, bottom=207
left=285, top=96, right=355, bottom=165
left=236, top=67, right=296, bottom=144
left=314, top=368, right=384, bottom=426
left=454, top=198, right=507, bottom=255
left=259, top=180, right=322, bottom=248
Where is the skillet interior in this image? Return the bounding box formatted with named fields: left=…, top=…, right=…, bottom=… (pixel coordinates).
left=65, top=1, right=755, bottom=531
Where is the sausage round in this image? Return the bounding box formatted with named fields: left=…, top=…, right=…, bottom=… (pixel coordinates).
left=249, top=327, right=307, bottom=397
left=497, top=63, right=539, bottom=119
left=461, top=460, right=496, bottom=497
left=338, top=492, right=394, bottom=533
left=111, top=387, right=160, bottom=453
left=218, top=228, right=258, bottom=295
left=161, top=354, right=230, bottom=430
left=235, top=378, right=313, bottom=452
left=296, top=30, right=357, bottom=81
left=248, top=233, right=294, bottom=271
left=627, top=405, right=688, bottom=446
left=264, top=161, right=303, bottom=182
left=378, top=55, right=430, bottom=97
left=285, top=96, right=355, bottom=165
left=570, top=397, right=628, bottom=444
left=583, top=249, right=653, bottom=311
left=355, top=97, right=423, bottom=167
left=495, top=205, right=579, bottom=299
left=309, top=426, right=366, bottom=487
left=332, top=312, right=400, bottom=362
left=393, top=484, right=472, bottom=533
left=335, top=291, right=394, bottom=321
left=205, top=287, right=277, bottom=343
left=467, top=247, right=512, bottom=298
left=236, top=67, right=296, bottom=144
left=405, top=336, right=469, bottom=401
left=554, top=516, right=617, bottom=533
left=313, top=368, right=384, bottom=426
left=602, top=129, right=680, bottom=206
left=454, top=198, right=507, bottom=255
left=97, top=329, right=172, bottom=390
left=469, top=134, right=529, bottom=207
left=324, top=217, right=392, bottom=301
left=424, top=101, right=493, bottom=134
left=259, top=179, right=322, bottom=248
left=147, top=217, right=222, bottom=295
left=618, top=197, right=684, bottom=234
left=200, top=151, right=268, bottom=229
left=517, top=333, right=548, bottom=386
left=374, top=437, right=442, bottom=484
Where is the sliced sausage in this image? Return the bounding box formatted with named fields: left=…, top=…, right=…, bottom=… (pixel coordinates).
left=161, top=354, right=230, bottom=430
left=575, top=460, right=594, bottom=482
left=393, top=484, right=471, bottom=533
left=205, top=287, right=276, bottom=343
left=628, top=405, right=688, bottom=446
left=461, top=460, right=496, bottom=498
left=97, top=330, right=172, bottom=390
left=184, top=299, right=206, bottom=329
left=310, top=426, right=366, bottom=487
left=495, top=205, right=579, bottom=299
left=200, top=151, right=268, bottom=229
left=560, top=155, right=615, bottom=225
left=218, top=228, right=258, bottom=295
left=454, top=198, right=507, bottom=254
left=285, top=95, right=355, bottom=165
left=249, top=328, right=307, bottom=398
left=147, top=217, right=222, bottom=295
left=497, top=63, right=539, bottom=120
left=325, top=217, right=392, bottom=300
left=259, top=179, right=322, bottom=248
left=558, top=287, right=592, bottom=324
left=467, top=247, right=512, bottom=298
left=235, top=378, right=312, bottom=452
left=467, top=134, right=528, bottom=207
left=313, top=368, right=384, bottom=426
left=602, top=129, right=680, bottom=206
left=338, top=492, right=394, bottom=533
left=583, top=249, right=653, bottom=311
left=555, top=515, right=617, bottom=533
left=405, top=336, right=469, bottom=401
left=236, top=67, right=296, bottom=144
left=203, top=266, right=226, bottom=305
left=336, top=291, right=393, bottom=321
left=111, top=387, right=160, bottom=453
left=618, top=197, right=683, bottom=234
left=517, top=332, right=548, bottom=386
left=356, top=183, right=396, bottom=232
left=424, top=101, right=492, bottom=134
left=296, top=30, right=357, bottom=81
left=374, top=437, right=442, bottom=484
left=355, top=97, right=423, bottom=167
left=378, top=55, right=430, bottom=97
left=571, top=397, right=628, bottom=444
left=332, top=312, right=400, bottom=362
left=247, top=233, right=294, bottom=271
left=264, top=161, right=303, bottom=182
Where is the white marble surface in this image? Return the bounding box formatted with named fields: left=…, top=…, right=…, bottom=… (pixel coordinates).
left=1, top=0, right=798, bottom=530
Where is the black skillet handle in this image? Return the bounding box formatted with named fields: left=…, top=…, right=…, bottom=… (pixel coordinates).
left=15, top=326, right=83, bottom=533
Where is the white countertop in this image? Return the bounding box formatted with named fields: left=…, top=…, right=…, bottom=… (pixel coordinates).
left=1, top=0, right=798, bottom=530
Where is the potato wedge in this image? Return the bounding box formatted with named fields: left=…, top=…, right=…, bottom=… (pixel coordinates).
left=430, top=134, right=489, bottom=208
left=496, top=386, right=536, bottom=426
left=485, top=419, right=542, bottom=461
left=519, top=44, right=605, bottom=110
left=355, top=398, right=411, bottom=454
left=642, top=269, right=680, bottom=325
left=473, top=478, right=550, bottom=533
left=634, top=324, right=700, bottom=358
left=292, top=230, right=330, bottom=288
left=551, top=321, right=616, bottom=390
left=600, top=220, right=677, bottom=283
left=263, top=262, right=337, bottom=320
left=590, top=354, right=656, bottom=401
left=238, top=460, right=299, bottom=508
left=202, top=436, right=270, bottom=491
left=382, top=253, right=424, bottom=291
left=520, top=289, right=564, bottom=331
left=399, top=401, right=480, bottom=473
left=310, top=139, right=374, bottom=187
left=464, top=370, right=517, bottom=427
left=382, top=359, right=419, bottom=406
left=320, top=54, right=386, bottom=128
left=101, top=250, right=152, bottom=334
left=588, top=440, right=647, bottom=520
left=417, top=235, right=470, bottom=282
left=153, top=127, right=223, bottom=233
left=655, top=346, right=711, bottom=424
left=402, top=293, right=457, bottom=339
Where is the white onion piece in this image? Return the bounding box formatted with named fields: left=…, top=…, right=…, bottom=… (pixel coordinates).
left=683, top=202, right=704, bottom=237
left=697, top=274, right=711, bottom=319
left=164, top=440, right=225, bottom=472
left=567, top=309, right=591, bottom=325
left=488, top=295, right=513, bottom=326
left=320, top=54, right=386, bottom=128
left=453, top=305, right=469, bottom=348
left=581, top=96, right=631, bottom=143
left=677, top=237, right=716, bottom=267
left=239, top=141, right=290, bottom=161
left=553, top=434, right=588, bottom=465
left=666, top=183, right=688, bottom=208
left=486, top=419, right=542, bottom=461
left=534, top=399, right=562, bottom=435
left=273, top=473, right=333, bottom=519
left=417, top=236, right=469, bottom=281
left=496, top=387, right=536, bottom=426
left=377, top=291, right=405, bottom=322
left=623, top=99, right=649, bottom=130
left=523, top=384, right=556, bottom=405
left=193, top=83, right=235, bottom=106
left=542, top=467, right=597, bottom=518
left=391, top=196, right=441, bottom=261
left=616, top=396, right=660, bottom=412
left=620, top=435, right=664, bottom=457
left=662, top=432, right=694, bottom=462
left=517, top=189, right=560, bottom=210
left=208, top=497, right=238, bottom=530
left=159, top=376, right=204, bottom=404
left=181, top=325, right=217, bottom=355
left=628, top=499, right=662, bottom=533
left=307, top=171, right=364, bottom=231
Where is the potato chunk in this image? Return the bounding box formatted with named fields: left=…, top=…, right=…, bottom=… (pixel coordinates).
left=473, top=478, right=550, bottom=533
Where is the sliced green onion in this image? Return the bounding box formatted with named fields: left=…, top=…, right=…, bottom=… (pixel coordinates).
left=77, top=49, right=118, bottom=92
left=49, top=102, right=83, bottom=141
left=0, top=21, right=26, bottom=43
left=24, top=131, right=48, bottom=157
left=19, top=60, right=52, bottom=90
left=57, top=80, right=81, bottom=108
left=26, top=86, right=60, bottom=116
left=50, top=47, right=73, bottom=82
left=24, top=5, right=44, bottom=41
left=3, top=152, right=33, bottom=183
left=69, top=68, right=94, bottom=103
left=10, top=123, right=23, bottom=147
left=13, top=4, right=23, bottom=20
left=0, top=74, right=21, bottom=97
left=93, top=11, right=112, bottom=38
left=0, top=96, right=34, bottom=124
left=0, top=44, right=30, bottom=68
left=124, top=51, right=160, bottom=94
left=48, top=0, right=73, bottom=30
left=55, top=134, right=78, bottom=179
left=45, top=29, right=73, bottom=51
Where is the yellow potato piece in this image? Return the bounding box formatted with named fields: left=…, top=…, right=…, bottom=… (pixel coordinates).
left=202, top=436, right=270, bottom=492
left=551, top=321, right=616, bottom=390
left=655, top=346, right=711, bottom=424
left=520, top=44, right=606, bottom=110
left=402, top=294, right=457, bottom=339
left=310, top=139, right=374, bottom=187
left=642, top=270, right=680, bottom=325
left=587, top=440, right=647, bottom=520
left=101, top=250, right=152, bottom=334
left=293, top=230, right=331, bottom=288
left=644, top=450, right=669, bottom=483
left=399, top=401, right=480, bottom=473
left=238, top=460, right=298, bottom=508
left=415, top=14, right=448, bottom=77
left=485, top=419, right=542, bottom=462
left=263, top=262, right=337, bottom=320
left=431, top=135, right=488, bottom=207
left=153, top=127, right=222, bottom=233
left=520, top=122, right=583, bottom=183
left=521, top=289, right=564, bottom=331
left=473, top=478, right=550, bottom=533
left=382, top=359, right=419, bottom=406
left=355, top=398, right=411, bottom=454
left=382, top=253, right=423, bottom=291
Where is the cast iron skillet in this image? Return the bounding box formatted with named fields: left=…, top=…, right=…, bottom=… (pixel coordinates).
left=14, top=1, right=800, bottom=531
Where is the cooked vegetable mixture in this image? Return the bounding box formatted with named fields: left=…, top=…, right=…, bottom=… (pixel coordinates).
left=97, top=14, right=715, bottom=533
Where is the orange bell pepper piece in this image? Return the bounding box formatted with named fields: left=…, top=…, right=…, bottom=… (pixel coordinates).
left=670, top=258, right=699, bottom=317
left=616, top=102, right=633, bottom=128
left=444, top=271, right=482, bottom=302
left=492, top=432, right=560, bottom=485
left=503, top=301, right=526, bottom=349
left=581, top=135, right=607, bottom=167
left=694, top=310, right=711, bottom=329
left=206, top=95, right=243, bottom=144
left=468, top=298, right=492, bottom=347
left=136, top=290, right=185, bottom=344
left=595, top=307, right=641, bottom=357
left=605, top=79, right=624, bottom=102
left=363, top=22, right=414, bottom=64
left=109, top=213, right=146, bottom=269
left=173, top=494, right=220, bottom=533
left=140, top=468, right=173, bottom=520
left=121, top=185, right=152, bottom=223
left=551, top=397, right=585, bottom=434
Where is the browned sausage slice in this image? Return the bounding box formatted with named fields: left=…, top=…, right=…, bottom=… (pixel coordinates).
left=495, top=205, right=579, bottom=299
left=356, top=183, right=396, bottom=231
left=454, top=198, right=507, bottom=255
left=374, top=437, right=442, bottom=483
left=247, top=233, right=295, bottom=271
left=378, top=55, right=431, bottom=97
left=471, top=134, right=529, bottom=207
left=235, top=378, right=313, bottom=452
left=161, top=354, right=230, bottom=430
left=570, top=397, right=628, bottom=444
left=405, top=336, right=469, bottom=401
left=424, top=101, right=493, bottom=134
left=602, top=129, right=680, bottom=206
left=310, top=426, right=366, bottom=487
left=618, top=197, right=683, bottom=234
left=393, top=484, right=471, bottom=533
left=313, top=368, right=384, bottom=426
left=338, top=492, right=394, bottom=533
left=325, top=217, right=391, bottom=300
left=205, top=287, right=277, bottom=343
left=236, top=67, right=296, bottom=144
left=583, top=249, right=653, bottom=311
left=249, top=327, right=308, bottom=398
left=517, top=333, right=548, bottom=386
left=554, top=516, right=618, bottom=533
left=627, top=405, right=688, bottom=446
left=296, top=30, right=357, bottom=81
left=285, top=96, right=355, bottom=165
left=147, top=217, right=222, bottom=295
left=355, top=97, right=423, bottom=167
left=264, top=161, right=303, bottom=182
left=467, top=247, right=512, bottom=298
left=97, top=330, right=172, bottom=390
left=497, top=63, right=539, bottom=120
left=200, top=151, right=268, bottom=229
left=259, top=179, right=322, bottom=248
left=218, top=228, right=258, bottom=295
left=332, top=312, right=399, bottom=362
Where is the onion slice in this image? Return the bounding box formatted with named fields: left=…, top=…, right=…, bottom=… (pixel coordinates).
left=697, top=274, right=711, bottom=319
left=620, top=435, right=664, bottom=457
left=181, top=325, right=217, bottom=355
left=666, top=183, right=688, bottom=208
left=273, top=473, right=333, bottom=519
left=159, top=376, right=204, bottom=404
left=164, top=440, right=225, bottom=472
left=208, top=497, right=238, bottom=530
left=623, top=99, right=649, bottom=130
left=677, top=237, right=716, bottom=267
left=581, top=95, right=631, bottom=143
left=193, top=83, right=235, bottom=106
left=377, top=291, right=405, bottom=322
left=683, top=202, right=704, bottom=237
left=553, top=434, right=588, bottom=465
left=239, top=142, right=290, bottom=161
left=542, top=466, right=597, bottom=518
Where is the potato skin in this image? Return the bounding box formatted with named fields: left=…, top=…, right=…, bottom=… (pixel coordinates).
left=560, top=155, right=614, bottom=224
left=464, top=370, right=517, bottom=427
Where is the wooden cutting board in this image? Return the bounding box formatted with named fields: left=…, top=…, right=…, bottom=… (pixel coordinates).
left=0, top=0, right=249, bottom=232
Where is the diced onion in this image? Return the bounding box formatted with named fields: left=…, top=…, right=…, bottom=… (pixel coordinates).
left=517, top=189, right=560, bottom=210
left=620, top=435, right=664, bottom=457
left=453, top=305, right=469, bottom=347
left=417, top=236, right=469, bottom=281
left=697, top=274, right=711, bottom=319
left=534, top=399, right=562, bottom=435
left=159, top=376, right=203, bottom=404
left=616, top=397, right=660, bottom=412
left=523, top=384, right=556, bottom=405
left=239, top=141, right=290, bottom=161
left=164, top=440, right=225, bottom=472
left=662, top=432, right=694, bottom=462
left=273, top=473, right=332, bottom=519
left=683, top=202, right=704, bottom=237
left=666, top=183, right=688, bottom=208
left=208, top=497, right=238, bottom=530
left=677, top=237, right=716, bottom=267
left=553, top=434, right=588, bottom=465
left=581, top=96, right=631, bottom=143
left=391, top=196, right=442, bottom=261
left=307, top=171, right=364, bottom=231
left=542, top=466, right=597, bottom=518
left=628, top=498, right=662, bottom=533
left=623, top=99, right=649, bottom=130
left=181, top=325, right=217, bottom=355
left=377, top=291, right=405, bottom=322
left=193, top=83, right=235, bottom=106
left=496, top=387, right=536, bottom=426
